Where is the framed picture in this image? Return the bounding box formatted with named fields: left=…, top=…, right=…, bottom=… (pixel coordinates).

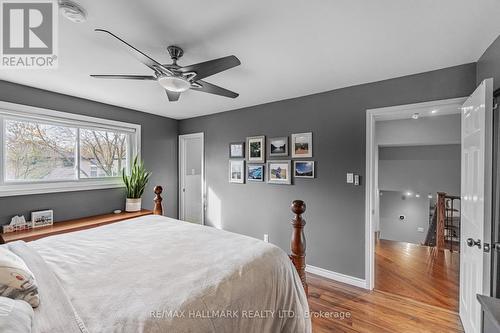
left=246, top=136, right=265, bottom=163
left=31, top=209, right=54, bottom=228
left=294, top=161, right=315, bottom=178
left=291, top=132, right=313, bottom=158
left=247, top=164, right=264, bottom=182
left=267, top=160, right=292, bottom=185
left=229, top=160, right=245, bottom=183
left=229, top=142, right=245, bottom=158
left=268, top=136, right=288, bottom=157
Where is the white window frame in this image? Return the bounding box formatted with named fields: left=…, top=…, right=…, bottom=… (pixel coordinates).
left=0, top=101, right=141, bottom=197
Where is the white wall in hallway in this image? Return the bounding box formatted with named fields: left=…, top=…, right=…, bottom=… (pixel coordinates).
left=378, top=144, right=461, bottom=196
left=377, top=144, right=461, bottom=243
left=379, top=190, right=430, bottom=244
left=376, top=114, right=460, bottom=146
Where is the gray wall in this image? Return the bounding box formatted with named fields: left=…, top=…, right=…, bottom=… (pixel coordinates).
left=477, top=35, right=500, bottom=90
left=378, top=145, right=461, bottom=245
left=378, top=144, right=461, bottom=195
left=179, top=63, right=477, bottom=279
left=379, top=190, right=430, bottom=245
left=376, top=114, right=461, bottom=146
left=0, top=81, right=178, bottom=225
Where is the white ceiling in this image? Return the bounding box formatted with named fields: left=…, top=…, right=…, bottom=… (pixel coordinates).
left=1, top=0, right=500, bottom=119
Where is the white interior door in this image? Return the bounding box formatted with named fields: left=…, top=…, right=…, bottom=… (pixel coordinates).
left=460, top=79, right=493, bottom=333
left=179, top=133, right=204, bottom=224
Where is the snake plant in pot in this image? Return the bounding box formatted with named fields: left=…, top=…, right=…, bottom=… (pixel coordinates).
left=122, top=156, right=151, bottom=212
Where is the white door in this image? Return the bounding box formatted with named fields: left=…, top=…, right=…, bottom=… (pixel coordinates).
left=179, top=133, right=204, bottom=224
left=460, top=79, right=493, bottom=333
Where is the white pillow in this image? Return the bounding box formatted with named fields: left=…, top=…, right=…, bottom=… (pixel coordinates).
left=0, top=296, right=33, bottom=333
left=0, top=247, right=39, bottom=307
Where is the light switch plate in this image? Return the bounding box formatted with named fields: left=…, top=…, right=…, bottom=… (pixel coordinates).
left=347, top=173, right=354, bottom=184
left=354, top=174, right=360, bottom=186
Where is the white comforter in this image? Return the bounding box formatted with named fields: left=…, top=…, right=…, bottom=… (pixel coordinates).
left=27, top=215, right=311, bottom=333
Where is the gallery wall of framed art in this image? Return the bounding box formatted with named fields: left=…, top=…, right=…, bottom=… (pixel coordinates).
left=247, top=164, right=264, bottom=182
left=228, top=133, right=316, bottom=185
left=246, top=136, right=266, bottom=163
left=269, top=137, right=288, bottom=157
left=229, top=160, right=245, bottom=183
left=291, top=132, right=312, bottom=158
left=267, top=160, right=292, bottom=184
left=229, top=142, right=245, bottom=158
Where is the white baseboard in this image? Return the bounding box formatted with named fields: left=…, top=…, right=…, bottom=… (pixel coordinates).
left=306, top=265, right=368, bottom=289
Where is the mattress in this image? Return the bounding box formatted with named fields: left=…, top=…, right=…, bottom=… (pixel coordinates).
left=12, top=215, right=311, bottom=333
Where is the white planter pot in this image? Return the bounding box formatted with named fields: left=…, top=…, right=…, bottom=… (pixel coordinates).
left=125, top=198, right=142, bottom=212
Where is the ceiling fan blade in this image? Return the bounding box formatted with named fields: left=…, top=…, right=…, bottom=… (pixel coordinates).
left=95, top=29, right=173, bottom=75
left=166, top=90, right=181, bottom=102
left=191, top=80, right=239, bottom=98
left=90, top=75, right=157, bottom=80
left=179, top=55, right=240, bottom=81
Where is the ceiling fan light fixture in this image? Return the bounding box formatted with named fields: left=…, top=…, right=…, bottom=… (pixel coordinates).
left=158, top=75, right=191, bottom=93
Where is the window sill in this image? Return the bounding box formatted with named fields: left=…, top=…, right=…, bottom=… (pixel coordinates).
left=0, top=180, right=125, bottom=197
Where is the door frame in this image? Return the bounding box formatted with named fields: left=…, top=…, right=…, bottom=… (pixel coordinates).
left=178, top=132, right=205, bottom=224
left=364, top=97, right=466, bottom=290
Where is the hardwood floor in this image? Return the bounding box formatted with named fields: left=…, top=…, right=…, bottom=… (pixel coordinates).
left=308, top=273, right=464, bottom=333
left=375, top=239, right=460, bottom=312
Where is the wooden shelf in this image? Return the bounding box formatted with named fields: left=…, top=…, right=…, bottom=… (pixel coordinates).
left=0, top=210, right=152, bottom=244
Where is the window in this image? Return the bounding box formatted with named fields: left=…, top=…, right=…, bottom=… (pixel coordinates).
left=0, top=102, right=140, bottom=196
left=5, top=119, right=77, bottom=181
left=79, top=128, right=128, bottom=178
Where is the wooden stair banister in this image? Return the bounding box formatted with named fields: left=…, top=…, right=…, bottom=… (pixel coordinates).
left=436, top=192, right=446, bottom=250
left=424, top=205, right=438, bottom=246
left=444, top=194, right=461, bottom=252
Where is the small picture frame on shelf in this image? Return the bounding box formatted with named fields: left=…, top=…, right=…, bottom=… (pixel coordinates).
left=229, top=142, right=245, bottom=158
left=31, top=210, right=54, bottom=228
left=229, top=160, right=245, bottom=183
left=268, top=136, right=288, bottom=157
left=291, top=132, right=313, bottom=158
left=294, top=161, right=315, bottom=178
left=247, top=164, right=264, bottom=182
left=246, top=136, right=265, bottom=163
left=267, top=160, right=292, bottom=185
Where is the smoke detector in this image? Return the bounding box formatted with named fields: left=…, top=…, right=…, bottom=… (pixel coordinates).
left=59, top=0, right=87, bottom=23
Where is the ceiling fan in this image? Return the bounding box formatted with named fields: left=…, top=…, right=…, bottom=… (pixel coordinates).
left=90, top=29, right=241, bottom=102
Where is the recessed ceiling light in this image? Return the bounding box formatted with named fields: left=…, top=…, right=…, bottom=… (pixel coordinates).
left=411, top=113, right=420, bottom=120
left=415, top=193, right=420, bottom=198
left=59, top=0, right=87, bottom=23
left=406, top=192, right=412, bottom=196
left=428, top=194, right=433, bottom=199
left=431, top=109, right=438, bottom=114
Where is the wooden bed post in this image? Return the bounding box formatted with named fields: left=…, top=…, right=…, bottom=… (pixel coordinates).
left=290, top=200, right=308, bottom=295
left=153, top=186, right=163, bottom=215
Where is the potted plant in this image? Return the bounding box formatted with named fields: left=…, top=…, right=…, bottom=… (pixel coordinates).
left=122, top=156, right=151, bottom=212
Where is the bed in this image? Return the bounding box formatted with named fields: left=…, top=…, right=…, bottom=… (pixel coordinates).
left=3, top=187, right=311, bottom=333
